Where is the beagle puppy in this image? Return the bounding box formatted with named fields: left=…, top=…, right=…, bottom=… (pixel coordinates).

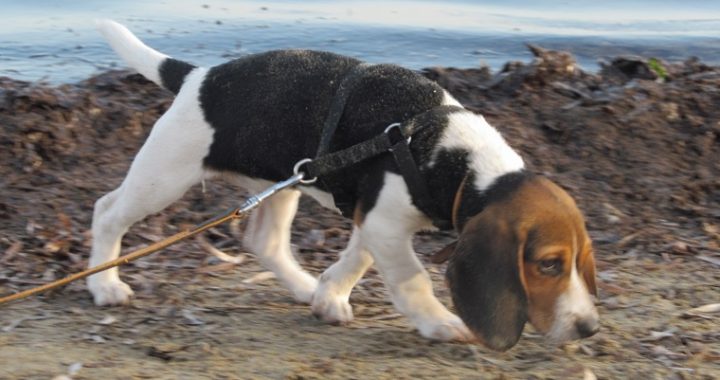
left=87, top=20, right=598, bottom=351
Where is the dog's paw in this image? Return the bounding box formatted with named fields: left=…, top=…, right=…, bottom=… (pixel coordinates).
left=87, top=278, right=134, bottom=306
left=289, top=273, right=318, bottom=304
left=311, top=292, right=353, bottom=325
left=416, top=313, right=474, bottom=342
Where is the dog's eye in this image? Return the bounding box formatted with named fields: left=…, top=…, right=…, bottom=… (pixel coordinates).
left=538, top=259, right=562, bottom=276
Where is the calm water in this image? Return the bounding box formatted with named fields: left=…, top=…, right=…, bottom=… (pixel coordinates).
left=2, top=0, right=719, bottom=83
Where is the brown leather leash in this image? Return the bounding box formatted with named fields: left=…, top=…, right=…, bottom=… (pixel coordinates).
left=0, top=172, right=308, bottom=306
left=0, top=97, right=456, bottom=306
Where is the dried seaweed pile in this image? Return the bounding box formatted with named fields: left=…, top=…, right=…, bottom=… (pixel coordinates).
left=0, top=48, right=718, bottom=378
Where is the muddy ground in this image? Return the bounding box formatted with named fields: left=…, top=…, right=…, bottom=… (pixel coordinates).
left=0, top=48, right=718, bottom=379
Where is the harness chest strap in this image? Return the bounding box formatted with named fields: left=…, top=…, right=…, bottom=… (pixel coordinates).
left=303, top=123, right=451, bottom=229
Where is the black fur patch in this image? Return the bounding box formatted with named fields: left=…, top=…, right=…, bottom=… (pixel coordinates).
left=159, top=58, right=196, bottom=94
left=199, top=50, right=455, bottom=220
left=422, top=148, right=470, bottom=223
left=455, top=170, right=534, bottom=231
left=446, top=209, right=529, bottom=351
left=405, top=106, right=472, bottom=223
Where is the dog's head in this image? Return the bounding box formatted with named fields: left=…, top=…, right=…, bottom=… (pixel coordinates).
left=437, top=173, right=598, bottom=351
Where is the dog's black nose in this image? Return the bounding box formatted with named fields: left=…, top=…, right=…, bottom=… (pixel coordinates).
left=576, top=319, right=600, bottom=338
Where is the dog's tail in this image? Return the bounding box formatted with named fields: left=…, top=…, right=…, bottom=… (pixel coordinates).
left=96, top=19, right=196, bottom=94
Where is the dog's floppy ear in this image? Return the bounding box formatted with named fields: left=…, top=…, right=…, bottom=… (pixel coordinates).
left=578, top=247, right=597, bottom=297
left=446, top=211, right=528, bottom=351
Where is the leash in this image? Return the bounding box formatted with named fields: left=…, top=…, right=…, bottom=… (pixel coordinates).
left=0, top=172, right=310, bottom=306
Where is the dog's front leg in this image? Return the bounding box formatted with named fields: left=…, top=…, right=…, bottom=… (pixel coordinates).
left=312, top=228, right=373, bottom=324
left=359, top=174, right=473, bottom=342
left=362, top=227, right=473, bottom=342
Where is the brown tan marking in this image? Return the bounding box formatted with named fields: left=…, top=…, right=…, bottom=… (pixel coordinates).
left=353, top=203, right=366, bottom=226
left=514, top=177, right=592, bottom=333
left=446, top=175, right=597, bottom=348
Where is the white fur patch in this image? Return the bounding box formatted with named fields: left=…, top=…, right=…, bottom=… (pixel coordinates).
left=442, top=90, right=462, bottom=106
left=547, top=258, right=599, bottom=342
left=432, top=112, right=525, bottom=191
left=242, top=189, right=317, bottom=303
left=88, top=68, right=215, bottom=305
left=96, top=19, right=169, bottom=86
left=311, top=229, right=373, bottom=323
left=359, top=173, right=472, bottom=341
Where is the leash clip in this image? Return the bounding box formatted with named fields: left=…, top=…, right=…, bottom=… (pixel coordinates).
left=293, top=158, right=318, bottom=184
left=384, top=122, right=411, bottom=146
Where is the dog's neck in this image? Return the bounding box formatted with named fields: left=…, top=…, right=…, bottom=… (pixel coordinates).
left=410, top=109, right=526, bottom=231
left=452, top=170, right=533, bottom=231
left=420, top=149, right=473, bottom=228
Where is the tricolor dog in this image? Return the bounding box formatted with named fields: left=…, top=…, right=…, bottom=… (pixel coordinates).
left=88, top=20, right=599, bottom=351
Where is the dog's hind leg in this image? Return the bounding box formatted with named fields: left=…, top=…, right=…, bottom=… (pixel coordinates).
left=243, top=189, right=318, bottom=303
left=311, top=228, right=373, bottom=324
left=87, top=69, right=213, bottom=306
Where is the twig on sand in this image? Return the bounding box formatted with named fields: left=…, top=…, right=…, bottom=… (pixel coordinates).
left=196, top=235, right=245, bottom=264
left=697, top=255, right=720, bottom=267
left=683, top=303, right=720, bottom=318
left=242, top=271, right=276, bottom=284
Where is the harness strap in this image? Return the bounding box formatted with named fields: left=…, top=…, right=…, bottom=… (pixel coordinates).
left=386, top=125, right=451, bottom=230
left=306, top=63, right=455, bottom=229
left=305, top=117, right=454, bottom=230
left=305, top=132, right=392, bottom=179
left=316, top=63, right=370, bottom=158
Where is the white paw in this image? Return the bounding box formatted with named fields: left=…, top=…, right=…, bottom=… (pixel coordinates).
left=416, top=313, right=474, bottom=342
left=87, top=277, right=134, bottom=306
left=311, top=292, right=354, bottom=325
left=288, top=273, right=318, bottom=304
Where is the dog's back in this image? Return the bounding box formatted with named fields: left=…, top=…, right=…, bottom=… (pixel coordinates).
left=200, top=50, right=446, bottom=181
left=98, top=19, right=448, bottom=181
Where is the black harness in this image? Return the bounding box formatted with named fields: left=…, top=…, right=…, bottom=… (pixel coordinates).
left=300, top=64, right=454, bottom=230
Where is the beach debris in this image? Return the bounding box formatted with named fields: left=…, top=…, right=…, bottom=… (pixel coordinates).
left=527, top=44, right=577, bottom=76
left=242, top=271, right=276, bottom=284
left=647, top=58, right=669, bottom=81
left=85, top=334, right=106, bottom=343
left=304, top=229, right=326, bottom=248
left=1, top=241, right=22, bottom=263
left=601, top=56, right=662, bottom=81
left=197, top=235, right=245, bottom=264
left=147, top=345, right=176, bottom=361
left=697, top=255, right=720, bottom=267
left=2, top=318, right=25, bottom=333
left=2, top=315, right=48, bottom=332
left=68, top=362, right=83, bottom=377
left=97, top=315, right=117, bottom=325
left=649, top=344, right=686, bottom=360
left=639, top=327, right=678, bottom=342
left=197, top=262, right=238, bottom=273
left=181, top=309, right=204, bottom=326
left=603, top=202, right=626, bottom=224
left=683, top=303, right=720, bottom=318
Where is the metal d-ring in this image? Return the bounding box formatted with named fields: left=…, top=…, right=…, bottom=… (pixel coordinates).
left=293, top=158, right=318, bottom=184
left=384, top=122, right=411, bottom=144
